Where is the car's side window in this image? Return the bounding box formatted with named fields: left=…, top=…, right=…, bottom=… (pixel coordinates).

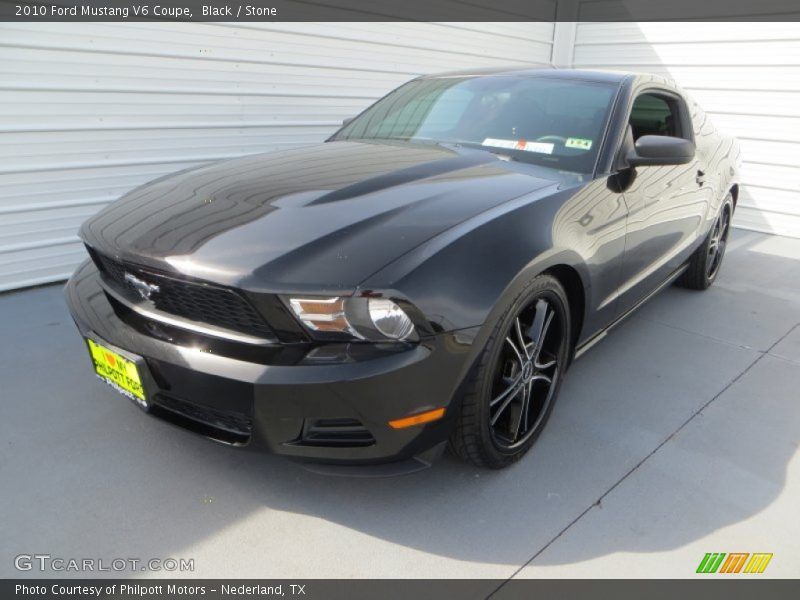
left=629, top=93, right=686, bottom=141
left=612, top=89, right=695, bottom=173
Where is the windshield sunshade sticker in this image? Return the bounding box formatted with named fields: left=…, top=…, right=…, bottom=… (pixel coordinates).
left=565, top=137, right=593, bottom=150
left=482, top=138, right=554, bottom=155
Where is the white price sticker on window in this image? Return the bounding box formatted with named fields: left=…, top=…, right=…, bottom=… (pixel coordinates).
left=482, top=138, right=554, bottom=155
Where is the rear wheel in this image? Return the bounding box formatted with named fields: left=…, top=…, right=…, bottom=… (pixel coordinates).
left=678, top=194, right=733, bottom=290
left=450, top=274, right=571, bottom=468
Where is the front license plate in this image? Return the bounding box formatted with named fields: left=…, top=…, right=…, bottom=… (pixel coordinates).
left=86, top=338, right=148, bottom=409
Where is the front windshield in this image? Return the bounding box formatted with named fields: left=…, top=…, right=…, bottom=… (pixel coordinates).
left=332, top=75, right=618, bottom=174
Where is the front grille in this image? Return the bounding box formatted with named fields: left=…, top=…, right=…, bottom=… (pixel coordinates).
left=89, top=249, right=274, bottom=339
left=299, top=418, right=376, bottom=447
left=152, top=393, right=252, bottom=445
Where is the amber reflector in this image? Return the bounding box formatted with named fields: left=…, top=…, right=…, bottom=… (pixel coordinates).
left=388, top=407, right=445, bottom=429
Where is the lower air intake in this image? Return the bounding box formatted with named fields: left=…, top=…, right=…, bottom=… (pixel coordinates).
left=152, top=393, right=252, bottom=445
left=299, top=418, right=376, bottom=447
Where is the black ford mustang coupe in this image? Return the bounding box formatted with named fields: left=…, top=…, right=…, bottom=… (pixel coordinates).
left=66, top=69, right=740, bottom=473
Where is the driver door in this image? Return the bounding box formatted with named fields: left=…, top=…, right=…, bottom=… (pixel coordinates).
left=616, top=90, right=707, bottom=315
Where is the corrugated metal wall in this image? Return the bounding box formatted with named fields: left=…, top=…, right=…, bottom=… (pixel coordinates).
left=3, top=21, right=798, bottom=292
left=571, top=22, right=800, bottom=238
left=0, top=22, right=554, bottom=291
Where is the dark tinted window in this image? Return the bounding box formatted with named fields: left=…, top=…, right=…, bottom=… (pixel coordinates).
left=630, top=93, right=682, bottom=140
left=332, top=76, right=618, bottom=174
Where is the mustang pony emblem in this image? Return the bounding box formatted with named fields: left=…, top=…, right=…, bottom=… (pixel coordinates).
left=124, top=272, right=160, bottom=300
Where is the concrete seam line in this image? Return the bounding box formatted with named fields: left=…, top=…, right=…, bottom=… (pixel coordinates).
left=640, top=315, right=759, bottom=352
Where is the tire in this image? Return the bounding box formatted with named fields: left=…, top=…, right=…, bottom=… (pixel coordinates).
left=677, top=193, right=733, bottom=291
left=449, top=274, right=571, bottom=469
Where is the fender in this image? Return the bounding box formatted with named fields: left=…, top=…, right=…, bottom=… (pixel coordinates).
left=453, top=247, right=591, bottom=382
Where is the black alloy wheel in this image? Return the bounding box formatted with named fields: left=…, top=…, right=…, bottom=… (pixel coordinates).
left=450, top=274, right=570, bottom=468
left=706, top=204, right=731, bottom=280
left=488, top=297, right=561, bottom=450
left=678, top=194, right=734, bottom=290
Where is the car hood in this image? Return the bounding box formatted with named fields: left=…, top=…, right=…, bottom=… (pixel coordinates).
left=81, top=140, right=558, bottom=292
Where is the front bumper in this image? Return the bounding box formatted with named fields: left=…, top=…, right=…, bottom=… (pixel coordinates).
left=65, top=261, right=479, bottom=470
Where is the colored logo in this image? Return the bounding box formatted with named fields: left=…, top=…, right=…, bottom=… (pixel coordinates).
left=696, top=552, right=773, bottom=574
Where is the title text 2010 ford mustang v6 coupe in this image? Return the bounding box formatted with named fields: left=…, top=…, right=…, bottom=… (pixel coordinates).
left=66, top=69, right=740, bottom=473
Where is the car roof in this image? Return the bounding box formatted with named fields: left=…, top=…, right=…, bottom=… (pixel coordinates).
left=418, top=67, right=637, bottom=85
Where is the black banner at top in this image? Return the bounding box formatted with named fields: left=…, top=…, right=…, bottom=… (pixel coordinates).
left=2, top=0, right=800, bottom=21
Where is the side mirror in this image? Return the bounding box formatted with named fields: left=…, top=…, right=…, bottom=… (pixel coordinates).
left=626, top=135, right=695, bottom=167
left=342, top=117, right=354, bottom=127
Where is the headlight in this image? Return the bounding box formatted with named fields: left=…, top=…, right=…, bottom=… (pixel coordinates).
left=287, top=296, right=418, bottom=342
left=367, top=298, right=415, bottom=340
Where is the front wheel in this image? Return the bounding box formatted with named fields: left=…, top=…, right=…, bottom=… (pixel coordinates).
left=449, top=274, right=571, bottom=468
left=677, top=194, right=733, bottom=290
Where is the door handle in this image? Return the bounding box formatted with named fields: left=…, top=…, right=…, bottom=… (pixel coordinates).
left=696, top=170, right=706, bottom=186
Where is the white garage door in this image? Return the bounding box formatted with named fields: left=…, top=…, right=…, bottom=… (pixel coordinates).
left=570, top=22, right=800, bottom=239
left=0, top=22, right=554, bottom=292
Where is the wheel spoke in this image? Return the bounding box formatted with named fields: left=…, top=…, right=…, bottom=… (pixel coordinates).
left=525, top=299, right=552, bottom=358
left=490, top=381, right=524, bottom=425
left=707, top=246, right=718, bottom=268
left=530, top=373, right=552, bottom=385
left=712, top=218, right=721, bottom=238
left=706, top=208, right=731, bottom=278
left=519, top=380, right=533, bottom=436
left=710, top=213, right=725, bottom=250
left=490, top=375, right=523, bottom=408
left=532, top=319, right=554, bottom=365
left=721, top=212, right=730, bottom=234
left=534, top=355, right=557, bottom=370
left=515, top=317, right=532, bottom=359
left=505, top=335, right=525, bottom=368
